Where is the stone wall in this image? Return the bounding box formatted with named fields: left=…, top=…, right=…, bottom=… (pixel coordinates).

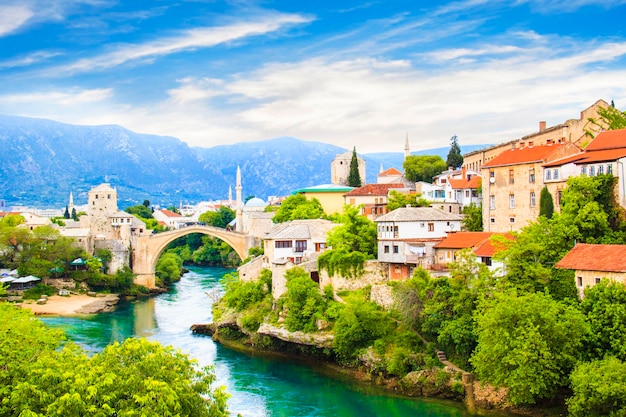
left=370, top=284, right=394, bottom=309
left=238, top=256, right=264, bottom=282
left=95, top=239, right=129, bottom=274
left=319, top=260, right=388, bottom=293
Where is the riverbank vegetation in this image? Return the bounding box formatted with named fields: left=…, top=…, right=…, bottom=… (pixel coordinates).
left=210, top=173, right=626, bottom=416
left=0, top=301, right=230, bottom=416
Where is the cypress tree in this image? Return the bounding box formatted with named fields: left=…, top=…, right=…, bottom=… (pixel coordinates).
left=348, top=147, right=362, bottom=187
left=446, top=135, right=463, bottom=169
left=71, top=208, right=78, bottom=221
left=63, top=206, right=70, bottom=219
left=539, top=186, right=554, bottom=219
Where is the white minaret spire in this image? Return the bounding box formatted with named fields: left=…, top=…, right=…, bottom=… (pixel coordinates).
left=404, top=133, right=410, bottom=160
left=228, top=185, right=233, bottom=203
left=235, top=165, right=243, bottom=232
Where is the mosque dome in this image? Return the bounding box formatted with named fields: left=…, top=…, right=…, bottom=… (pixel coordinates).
left=244, top=197, right=267, bottom=208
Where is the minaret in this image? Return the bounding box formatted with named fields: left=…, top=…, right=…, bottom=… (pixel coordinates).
left=68, top=192, right=75, bottom=214
left=228, top=185, right=233, bottom=204
left=379, top=163, right=384, bottom=173
left=404, top=133, right=410, bottom=160
left=235, top=166, right=243, bottom=232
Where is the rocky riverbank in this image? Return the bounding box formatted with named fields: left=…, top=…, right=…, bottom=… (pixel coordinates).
left=20, top=293, right=120, bottom=315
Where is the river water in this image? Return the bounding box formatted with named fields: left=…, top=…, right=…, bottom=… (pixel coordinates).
left=43, top=266, right=496, bottom=417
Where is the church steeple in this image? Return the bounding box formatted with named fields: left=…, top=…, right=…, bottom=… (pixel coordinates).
left=404, top=133, right=410, bottom=160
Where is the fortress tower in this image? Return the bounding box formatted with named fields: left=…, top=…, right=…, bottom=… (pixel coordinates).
left=331, top=150, right=366, bottom=186
left=86, top=183, right=119, bottom=238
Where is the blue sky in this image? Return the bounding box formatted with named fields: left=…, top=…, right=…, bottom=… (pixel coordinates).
left=1, top=0, right=625, bottom=153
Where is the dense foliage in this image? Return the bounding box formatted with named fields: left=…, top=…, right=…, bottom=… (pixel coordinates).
left=318, top=206, right=377, bottom=278
left=539, top=186, right=554, bottom=218
left=403, top=155, right=447, bottom=183
left=198, top=206, right=235, bottom=229
left=0, top=304, right=230, bottom=416
left=461, top=203, right=482, bottom=231
left=386, top=190, right=430, bottom=211
left=272, top=194, right=326, bottom=223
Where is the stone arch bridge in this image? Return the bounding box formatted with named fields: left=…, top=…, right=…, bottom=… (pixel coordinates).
left=132, top=226, right=256, bottom=287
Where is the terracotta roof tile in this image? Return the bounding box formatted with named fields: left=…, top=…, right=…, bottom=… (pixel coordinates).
left=556, top=243, right=626, bottom=272
left=344, top=183, right=405, bottom=196
left=586, top=129, right=626, bottom=151
left=544, top=148, right=626, bottom=167
left=473, top=233, right=514, bottom=257
left=379, top=167, right=403, bottom=176
left=482, top=144, right=563, bottom=168
left=160, top=209, right=182, bottom=217
left=448, top=176, right=481, bottom=190
left=434, top=232, right=493, bottom=249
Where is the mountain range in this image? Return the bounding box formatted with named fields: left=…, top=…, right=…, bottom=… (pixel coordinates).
left=0, top=114, right=488, bottom=209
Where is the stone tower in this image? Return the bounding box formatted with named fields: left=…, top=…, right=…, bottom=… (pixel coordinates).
left=86, top=183, right=118, bottom=238
left=331, top=150, right=366, bottom=186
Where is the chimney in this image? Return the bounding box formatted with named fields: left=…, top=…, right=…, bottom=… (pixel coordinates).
left=539, top=121, right=546, bottom=131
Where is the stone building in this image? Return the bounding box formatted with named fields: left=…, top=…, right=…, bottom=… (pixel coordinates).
left=331, top=150, right=366, bottom=186
left=481, top=142, right=580, bottom=232
left=463, top=99, right=610, bottom=173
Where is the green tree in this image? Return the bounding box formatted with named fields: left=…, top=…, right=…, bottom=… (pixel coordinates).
left=64, top=206, right=70, bottom=219
left=461, top=203, right=483, bottom=231
left=579, top=280, right=626, bottom=361
left=446, top=135, right=463, bottom=169
left=6, top=336, right=229, bottom=417
left=539, top=186, right=554, bottom=219
left=126, top=204, right=153, bottom=219
left=568, top=356, right=626, bottom=417
left=588, top=105, right=626, bottom=133
left=283, top=267, right=325, bottom=332
left=143, top=199, right=151, bottom=207
left=403, top=155, right=447, bottom=183
left=272, top=194, right=325, bottom=223
left=199, top=206, right=235, bottom=228
left=348, top=146, right=362, bottom=187
left=71, top=207, right=78, bottom=221
left=471, top=291, right=589, bottom=406
left=386, top=190, right=430, bottom=211
left=0, top=213, right=25, bottom=228
left=156, top=252, right=183, bottom=285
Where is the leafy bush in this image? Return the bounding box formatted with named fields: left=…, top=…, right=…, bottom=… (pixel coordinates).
left=22, top=284, right=57, bottom=300
left=283, top=267, right=325, bottom=332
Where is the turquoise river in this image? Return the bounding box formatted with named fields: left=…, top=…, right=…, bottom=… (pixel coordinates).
left=42, top=266, right=508, bottom=417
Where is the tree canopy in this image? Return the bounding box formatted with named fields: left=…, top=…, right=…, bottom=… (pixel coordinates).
left=272, top=194, right=326, bottom=223
left=386, top=190, right=430, bottom=211
left=403, top=155, right=447, bottom=183
left=199, top=206, right=235, bottom=228
left=446, top=135, right=463, bottom=169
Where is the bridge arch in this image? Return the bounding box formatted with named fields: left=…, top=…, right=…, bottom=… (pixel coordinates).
left=132, top=226, right=251, bottom=288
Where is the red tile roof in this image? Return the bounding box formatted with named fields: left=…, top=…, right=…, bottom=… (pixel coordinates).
left=434, top=232, right=493, bottom=249
left=482, top=144, right=563, bottom=168
left=586, top=129, right=626, bottom=151
left=448, top=175, right=481, bottom=190
left=544, top=148, right=626, bottom=167
left=344, top=183, right=404, bottom=196
left=473, top=233, right=514, bottom=257
left=160, top=209, right=182, bottom=217
left=556, top=243, right=626, bottom=272
left=379, top=167, right=403, bottom=176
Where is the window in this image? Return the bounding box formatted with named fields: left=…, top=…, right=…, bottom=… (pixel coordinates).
left=428, top=223, right=434, bottom=232
left=595, top=277, right=601, bottom=284
left=529, top=169, right=535, bottom=183
left=384, top=245, right=390, bottom=253
left=482, top=257, right=492, bottom=266
left=349, top=198, right=355, bottom=205
left=509, top=169, right=514, bottom=184
left=608, top=164, right=613, bottom=174
left=590, top=166, right=596, bottom=176
left=275, top=240, right=292, bottom=248
left=545, top=170, right=552, bottom=180
left=465, top=190, right=470, bottom=198
left=95, top=194, right=99, bottom=199
left=581, top=166, right=587, bottom=175
left=510, top=217, right=515, bottom=223
left=393, top=245, right=399, bottom=254
left=509, top=194, right=515, bottom=208
left=553, top=169, right=559, bottom=180
left=489, top=195, right=495, bottom=210
left=557, top=190, right=563, bottom=207
left=107, top=194, right=111, bottom=199
left=295, top=240, right=307, bottom=252
left=393, top=225, right=399, bottom=238
left=490, top=217, right=495, bottom=223
left=577, top=277, right=583, bottom=287
left=598, top=165, right=604, bottom=175
left=530, top=191, right=536, bottom=207
left=315, top=243, right=326, bottom=252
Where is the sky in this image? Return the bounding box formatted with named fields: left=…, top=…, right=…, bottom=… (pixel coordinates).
left=1, top=0, right=626, bottom=153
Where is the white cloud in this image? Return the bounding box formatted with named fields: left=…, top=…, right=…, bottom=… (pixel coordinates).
left=0, top=50, right=62, bottom=68
left=54, top=13, right=312, bottom=74
left=0, top=5, right=34, bottom=36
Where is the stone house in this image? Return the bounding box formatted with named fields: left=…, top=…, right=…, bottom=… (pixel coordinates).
left=463, top=99, right=610, bottom=173
left=542, top=128, right=626, bottom=208
left=153, top=209, right=186, bottom=229
left=375, top=207, right=462, bottom=279
left=263, top=219, right=336, bottom=267
left=481, top=142, right=580, bottom=232
left=343, top=183, right=407, bottom=220
left=556, top=243, right=626, bottom=298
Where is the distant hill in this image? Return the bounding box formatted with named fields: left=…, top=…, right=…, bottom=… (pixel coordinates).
left=0, top=114, right=490, bottom=208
